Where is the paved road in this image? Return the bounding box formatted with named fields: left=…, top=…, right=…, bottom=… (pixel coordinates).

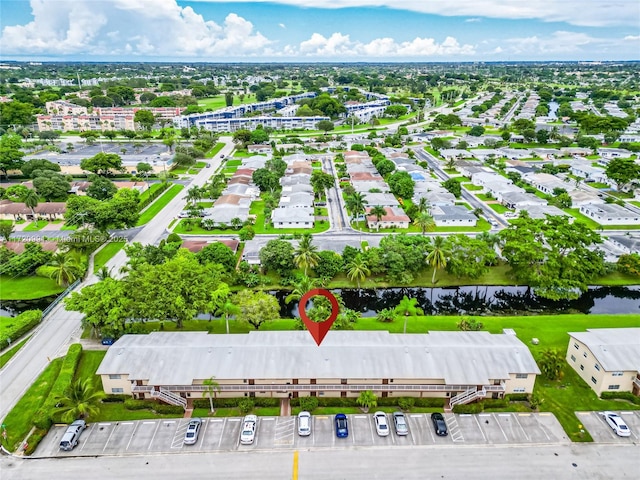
left=2, top=443, right=639, bottom=480
left=0, top=138, right=235, bottom=423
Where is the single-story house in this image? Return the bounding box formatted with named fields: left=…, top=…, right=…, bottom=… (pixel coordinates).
left=413, top=191, right=456, bottom=206
left=523, top=172, right=570, bottom=195
left=204, top=195, right=252, bottom=224
left=365, top=206, right=410, bottom=230
left=518, top=204, right=572, bottom=220
left=3, top=240, right=58, bottom=254
left=471, top=172, right=512, bottom=189
left=241, top=156, right=269, bottom=169
left=247, top=144, right=272, bottom=154
left=430, top=205, right=477, bottom=227
left=598, top=148, right=631, bottom=159
left=440, top=149, right=472, bottom=161
left=96, top=330, right=541, bottom=404
left=607, top=236, right=640, bottom=254
left=271, top=206, right=314, bottom=229
left=351, top=181, right=389, bottom=193
left=181, top=239, right=240, bottom=254
left=278, top=191, right=314, bottom=208
left=570, top=163, right=608, bottom=183
left=280, top=174, right=311, bottom=187
left=500, top=191, right=546, bottom=210
left=363, top=193, right=400, bottom=208
left=566, top=328, right=640, bottom=396
left=579, top=203, right=640, bottom=225
left=568, top=190, right=605, bottom=207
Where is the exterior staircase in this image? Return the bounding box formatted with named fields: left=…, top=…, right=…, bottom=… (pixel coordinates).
left=150, top=387, right=187, bottom=409
left=449, top=387, right=487, bottom=409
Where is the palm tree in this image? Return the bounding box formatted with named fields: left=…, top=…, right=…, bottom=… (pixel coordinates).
left=394, top=295, right=424, bottom=334
left=48, top=252, right=84, bottom=287
left=345, top=192, right=366, bottom=223
left=369, top=205, right=387, bottom=231
left=55, top=378, right=105, bottom=423
left=346, top=254, right=370, bottom=290
left=356, top=390, right=377, bottom=413
left=24, top=189, right=39, bottom=226
left=202, top=377, right=221, bottom=412
left=186, top=186, right=202, bottom=206
left=413, top=212, right=436, bottom=235
left=230, top=217, right=243, bottom=230
left=426, top=236, right=448, bottom=284
left=417, top=197, right=430, bottom=214
left=285, top=275, right=321, bottom=305
left=215, top=298, right=241, bottom=334
left=95, top=266, right=113, bottom=281
left=294, top=234, right=320, bottom=275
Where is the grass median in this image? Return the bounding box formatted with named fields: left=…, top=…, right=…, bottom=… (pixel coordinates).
left=136, top=184, right=184, bottom=226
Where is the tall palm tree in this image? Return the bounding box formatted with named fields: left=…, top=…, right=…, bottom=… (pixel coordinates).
left=285, top=275, right=321, bottom=305
left=346, top=254, right=370, bottom=290
left=345, top=192, right=366, bottom=223
left=369, top=205, right=387, bottom=231
left=413, top=212, right=436, bottom=235
left=48, top=252, right=84, bottom=287
left=95, top=266, right=113, bottom=281
left=394, top=295, right=424, bottom=334
left=24, top=188, right=39, bottom=226
left=294, top=234, right=320, bottom=275
left=214, top=298, right=241, bottom=334
left=426, top=236, right=448, bottom=284
left=202, top=377, right=221, bottom=412
left=417, top=197, right=430, bottom=214
left=186, top=186, right=202, bottom=206
left=55, top=378, right=106, bottom=423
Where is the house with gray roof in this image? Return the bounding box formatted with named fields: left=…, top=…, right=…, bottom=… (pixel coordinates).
left=500, top=191, right=546, bottom=210
left=271, top=206, right=314, bottom=229
left=518, top=204, right=572, bottom=220
left=97, top=331, right=540, bottom=405
left=579, top=203, right=640, bottom=225
left=608, top=235, right=640, bottom=254
left=566, top=328, right=640, bottom=396
left=430, top=205, right=477, bottom=227
left=363, top=193, right=400, bottom=208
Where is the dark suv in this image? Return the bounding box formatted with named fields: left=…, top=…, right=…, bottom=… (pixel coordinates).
left=431, top=413, right=448, bottom=436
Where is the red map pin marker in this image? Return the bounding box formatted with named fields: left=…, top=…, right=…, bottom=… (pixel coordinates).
left=298, top=288, right=340, bottom=346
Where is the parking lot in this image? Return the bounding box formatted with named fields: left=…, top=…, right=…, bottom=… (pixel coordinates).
left=35, top=412, right=569, bottom=458
left=575, top=411, right=640, bottom=443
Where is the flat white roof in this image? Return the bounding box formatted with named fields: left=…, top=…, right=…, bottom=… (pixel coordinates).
left=569, top=328, right=640, bottom=372
left=97, top=331, right=540, bottom=386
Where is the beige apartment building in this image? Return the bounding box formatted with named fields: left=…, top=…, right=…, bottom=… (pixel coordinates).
left=566, top=328, right=640, bottom=396
left=97, top=330, right=540, bottom=410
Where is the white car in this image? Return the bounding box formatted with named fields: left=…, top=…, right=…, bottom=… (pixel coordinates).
left=298, top=411, right=311, bottom=436
left=240, top=415, right=258, bottom=444
left=374, top=411, right=389, bottom=437
left=603, top=411, right=631, bottom=437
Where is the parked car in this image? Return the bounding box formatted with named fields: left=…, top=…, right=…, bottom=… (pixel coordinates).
left=205, top=163, right=211, bottom=168
left=183, top=417, right=202, bottom=445
left=431, top=413, right=448, bottom=436
left=335, top=413, right=349, bottom=438
left=101, top=337, right=114, bottom=346
left=298, top=411, right=311, bottom=436
left=178, top=211, right=190, bottom=218
left=603, top=411, right=631, bottom=437
left=374, top=411, right=389, bottom=437
left=59, top=419, right=86, bottom=451
left=240, top=415, right=258, bottom=444
left=393, top=412, right=409, bottom=436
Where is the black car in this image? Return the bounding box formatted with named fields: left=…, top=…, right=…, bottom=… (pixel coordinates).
left=431, top=413, right=448, bottom=436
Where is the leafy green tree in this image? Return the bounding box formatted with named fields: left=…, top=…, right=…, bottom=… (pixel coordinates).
left=394, top=295, right=423, bottom=334
left=32, top=172, right=70, bottom=202
left=442, top=178, right=462, bottom=198
left=375, top=159, right=396, bottom=177
left=384, top=105, right=407, bottom=118
left=310, top=170, right=334, bottom=199
left=213, top=294, right=240, bottom=335
left=0, top=145, right=25, bottom=177
left=617, top=253, right=640, bottom=276
left=314, top=250, right=344, bottom=279
left=259, top=239, right=295, bottom=276
left=55, top=378, right=106, bottom=423
left=250, top=127, right=269, bottom=144
left=445, top=234, right=496, bottom=279
left=203, top=377, right=221, bottom=412
left=21, top=159, right=61, bottom=178
left=468, top=125, right=485, bottom=136
left=0, top=221, right=14, bottom=242
left=499, top=215, right=605, bottom=300
left=252, top=168, right=280, bottom=193
left=605, top=157, right=640, bottom=191
left=196, top=242, right=236, bottom=272
left=316, top=120, right=335, bottom=134
left=94, top=189, right=140, bottom=231
left=234, top=290, right=280, bottom=330
left=388, top=171, right=415, bottom=200
left=356, top=390, right=377, bottom=413
left=538, top=349, right=565, bottom=380
left=232, top=129, right=252, bottom=148
left=86, top=175, right=117, bottom=200
left=0, top=101, right=34, bottom=126
left=80, top=152, right=123, bottom=176
left=294, top=234, right=320, bottom=275
left=225, top=91, right=234, bottom=107
left=426, top=236, right=448, bottom=284
left=136, top=162, right=153, bottom=181
left=346, top=254, right=370, bottom=290
left=134, top=109, right=155, bottom=130
left=285, top=275, right=321, bottom=305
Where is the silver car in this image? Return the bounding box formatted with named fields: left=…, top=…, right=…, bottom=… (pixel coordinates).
left=184, top=418, right=202, bottom=445
left=393, top=412, right=409, bottom=435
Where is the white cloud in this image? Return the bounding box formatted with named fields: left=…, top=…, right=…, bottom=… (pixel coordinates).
left=279, top=23, right=286, bottom=29
left=294, top=33, right=475, bottom=57
left=0, top=0, right=270, bottom=57
left=190, top=0, right=639, bottom=27
left=465, top=18, right=482, bottom=23
left=623, top=35, right=640, bottom=41
left=500, top=31, right=610, bottom=55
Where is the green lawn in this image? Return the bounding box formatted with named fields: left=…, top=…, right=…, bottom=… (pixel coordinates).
left=136, top=184, right=184, bottom=226
left=0, top=275, right=63, bottom=300
left=463, top=183, right=483, bottom=191
left=489, top=204, right=510, bottom=214
left=475, top=193, right=495, bottom=201
left=198, top=95, right=255, bottom=111
left=225, top=159, right=242, bottom=167
left=588, top=182, right=610, bottom=189
left=75, top=350, right=106, bottom=383
left=2, top=357, right=62, bottom=451
left=22, top=221, right=47, bottom=232
left=0, top=336, right=30, bottom=368
left=565, top=208, right=600, bottom=229
left=93, top=241, right=126, bottom=271
left=137, top=183, right=166, bottom=205
left=205, top=142, right=225, bottom=158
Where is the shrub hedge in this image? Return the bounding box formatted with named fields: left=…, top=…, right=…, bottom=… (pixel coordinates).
left=0, top=309, right=42, bottom=349
left=34, top=343, right=83, bottom=428
left=452, top=403, right=484, bottom=414
left=601, top=392, right=640, bottom=405
left=138, top=182, right=170, bottom=210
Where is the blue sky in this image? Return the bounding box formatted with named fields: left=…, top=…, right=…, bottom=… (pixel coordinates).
left=1, top=0, right=638, bottom=61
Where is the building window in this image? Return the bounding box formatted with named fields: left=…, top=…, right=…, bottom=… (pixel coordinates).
left=608, top=385, right=620, bottom=390
left=591, top=377, right=597, bottom=385
left=580, top=364, right=584, bottom=371
left=612, top=372, right=624, bottom=377
left=583, top=352, right=588, bottom=358
left=574, top=343, right=579, bottom=350
left=570, top=355, right=576, bottom=362
left=515, top=374, right=528, bottom=379
left=111, top=388, right=124, bottom=393
left=594, top=364, right=600, bottom=371
left=513, top=387, right=526, bottom=393
left=109, top=374, right=121, bottom=380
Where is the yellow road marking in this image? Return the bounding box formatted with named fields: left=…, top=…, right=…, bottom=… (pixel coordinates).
left=292, top=450, right=299, bottom=480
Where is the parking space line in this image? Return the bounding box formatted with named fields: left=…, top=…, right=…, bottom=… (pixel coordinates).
left=148, top=421, right=161, bottom=450
left=217, top=418, right=227, bottom=449
left=511, top=413, right=530, bottom=441
left=198, top=418, right=210, bottom=451
left=596, top=412, right=619, bottom=440
left=473, top=415, right=487, bottom=443
left=121, top=422, right=134, bottom=425
left=262, top=417, right=275, bottom=421
left=228, top=418, right=240, bottom=422
left=492, top=413, right=508, bottom=441
left=125, top=421, right=139, bottom=451
left=369, top=416, right=375, bottom=444
left=79, top=422, right=96, bottom=452
left=210, top=419, right=223, bottom=422
left=103, top=424, right=117, bottom=452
